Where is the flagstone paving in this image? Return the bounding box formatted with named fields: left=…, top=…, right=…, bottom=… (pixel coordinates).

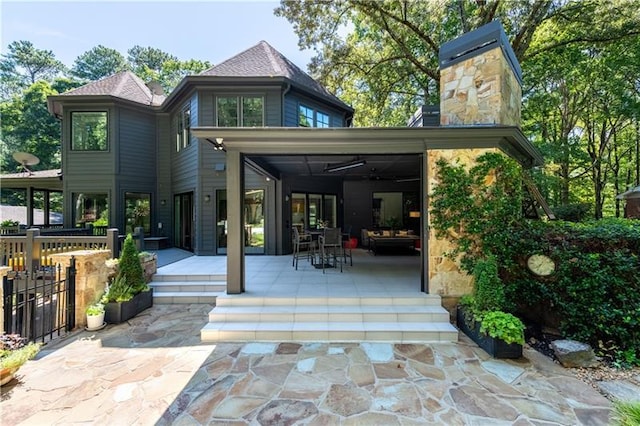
left=1, top=304, right=613, bottom=425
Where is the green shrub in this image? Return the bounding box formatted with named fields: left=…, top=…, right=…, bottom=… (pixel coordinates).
left=473, top=256, right=505, bottom=312
left=0, top=334, right=40, bottom=369
left=479, top=311, right=525, bottom=345
left=552, top=203, right=591, bottom=222
left=488, top=219, right=640, bottom=364
left=104, top=234, right=147, bottom=302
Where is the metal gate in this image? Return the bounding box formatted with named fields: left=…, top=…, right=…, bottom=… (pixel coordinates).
left=2, top=257, right=76, bottom=344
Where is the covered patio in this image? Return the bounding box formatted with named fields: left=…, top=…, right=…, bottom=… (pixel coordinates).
left=192, top=125, right=543, bottom=295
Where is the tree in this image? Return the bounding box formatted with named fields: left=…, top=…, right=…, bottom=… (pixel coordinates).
left=71, top=45, right=129, bottom=81
left=0, top=41, right=65, bottom=98
left=276, top=0, right=640, bottom=126
left=0, top=81, right=67, bottom=171
left=127, top=45, right=177, bottom=75
left=134, top=58, right=211, bottom=93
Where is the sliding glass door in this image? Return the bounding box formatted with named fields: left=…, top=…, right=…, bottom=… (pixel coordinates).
left=291, top=192, right=337, bottom=230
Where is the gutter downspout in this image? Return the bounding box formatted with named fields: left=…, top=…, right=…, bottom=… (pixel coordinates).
left=282, top=82, right=291, bottom=126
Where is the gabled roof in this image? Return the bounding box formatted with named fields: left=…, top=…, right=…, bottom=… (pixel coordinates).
left=57, top=71, right=166, bottom=106
left=200, top=41, right=352, bottom=111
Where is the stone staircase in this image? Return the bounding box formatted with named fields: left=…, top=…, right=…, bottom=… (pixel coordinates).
left=149, top=273, right=226, bottom=304
left=200, top=295, right=458, bottom=342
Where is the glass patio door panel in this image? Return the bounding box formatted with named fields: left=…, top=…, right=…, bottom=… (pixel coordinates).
left=308, top=194, right=322, bottom=228
left=291, top=193, right=306, bottom=231
left=244, top=189, right=264, bottom=253
left=174, top=192, right=193, bottom=251
left=216, top=189, right=227, bottom=253
left=216, top=189, right=265, bottom=254
left=323, top=195, right=337, bottom=228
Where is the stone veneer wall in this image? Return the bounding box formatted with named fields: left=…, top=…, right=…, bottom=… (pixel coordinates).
left=426, top=148, right=498, bottom=314
left=440, top=46, right=521, bottom=126
left=50, top=250, right=112, bottom=329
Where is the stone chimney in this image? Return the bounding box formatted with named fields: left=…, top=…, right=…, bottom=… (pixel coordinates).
left=438, top=21, right=522, bottom=127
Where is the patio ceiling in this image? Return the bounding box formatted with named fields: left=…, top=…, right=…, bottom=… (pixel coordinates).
left=247, top=153, right=422, bottom=181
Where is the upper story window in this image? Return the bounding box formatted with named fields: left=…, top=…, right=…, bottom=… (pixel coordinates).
left=176, top=104, right=191, bottom=152
left=298, top=105, right=330, bottom=128
left=317, top=111, right=330, bottom=128
left=217, top=96, right=264, bottom=127
left=71, top=112, right=108, bottom=151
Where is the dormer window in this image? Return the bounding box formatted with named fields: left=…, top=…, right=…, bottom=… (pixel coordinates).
left=298, top=105, right=330, bottom=128
left=216, top=96, right=264, bottom=127
left=71, top=112, right=108, bottom=151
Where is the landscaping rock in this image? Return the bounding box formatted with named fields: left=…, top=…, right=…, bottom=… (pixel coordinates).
left=597, top=380, right=640, bottom=402
left=550, top=340, right=599, bottom=368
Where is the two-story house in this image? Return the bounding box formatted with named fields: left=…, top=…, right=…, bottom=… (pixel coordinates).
left=38, top=21, right=542, bottom=299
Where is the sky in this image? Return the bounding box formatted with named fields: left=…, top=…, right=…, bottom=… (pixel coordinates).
left=1, top=0, right=315, bottom=72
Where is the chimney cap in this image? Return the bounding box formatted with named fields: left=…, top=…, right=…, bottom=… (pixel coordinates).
left=439, top=20, right=522, bottom=85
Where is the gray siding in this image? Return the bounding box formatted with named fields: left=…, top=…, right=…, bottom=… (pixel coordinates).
left=155, top=114, right=172, bottom=240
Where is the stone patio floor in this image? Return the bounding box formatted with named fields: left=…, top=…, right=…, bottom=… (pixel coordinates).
left=1, top=304, right=613, bottom=425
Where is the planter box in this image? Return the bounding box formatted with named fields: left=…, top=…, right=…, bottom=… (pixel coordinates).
left=105, top=288, right=153, bottom=324
left=457, top=306, right=522, bottom=359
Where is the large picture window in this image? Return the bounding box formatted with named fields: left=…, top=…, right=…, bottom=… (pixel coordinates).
left=216, top=96, right=263, bottom=127
left=71, top=112, right=108, bottom=151
left=73, top=193, right=108, bottom=228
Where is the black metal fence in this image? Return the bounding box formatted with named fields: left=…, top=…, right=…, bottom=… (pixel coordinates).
left=2, top=257, right=76, bottom=344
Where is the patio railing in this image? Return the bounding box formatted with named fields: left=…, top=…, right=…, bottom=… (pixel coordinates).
left=0, top=228, right=120, bottom=271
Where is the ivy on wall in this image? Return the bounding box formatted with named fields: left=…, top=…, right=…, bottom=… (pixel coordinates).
left=429, top=152, right=523, bottom=272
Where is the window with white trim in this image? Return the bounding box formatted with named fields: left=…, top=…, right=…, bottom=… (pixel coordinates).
left=216, top=96, right=264, bottom=127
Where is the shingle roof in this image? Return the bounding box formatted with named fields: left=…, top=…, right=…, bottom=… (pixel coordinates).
left=1, top=169, right=62, bottom=179
left=59, top=71, right=166, bottom=106
left=200, top=41, right=351, bottom=110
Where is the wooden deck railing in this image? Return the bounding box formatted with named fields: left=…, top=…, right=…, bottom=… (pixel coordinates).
left=0, top=228, right=120, bottom=271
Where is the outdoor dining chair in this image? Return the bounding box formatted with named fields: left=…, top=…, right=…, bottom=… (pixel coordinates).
left=292, top=226, right=315, bottom=270
left=319, top=227, right=343, bottom=273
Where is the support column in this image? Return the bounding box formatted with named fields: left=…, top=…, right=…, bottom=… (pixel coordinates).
left=226, top=150, right=245, bottom=294
left=421, top=152, right=429, bottom=294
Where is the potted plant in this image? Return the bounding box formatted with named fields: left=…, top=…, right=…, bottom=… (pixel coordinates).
left=456, top=256, right=524, bottom=358
left=0, top=334, right=40, bottom=385
left=86, top=302, right=105, bottom=331
left=103, top=234, right=153, bottom=324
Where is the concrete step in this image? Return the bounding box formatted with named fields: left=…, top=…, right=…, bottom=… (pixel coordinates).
left=201, top=294, right=456, bottom=343
left=150, top=281, right=226, bottom=293
left=201, top=321, right=458, bottom=342
left=153, top=291, right=225, bottom=304
left=151, top=273, right=226, bottom=282
left=208, top=305, right=451, bottom=323
left=150, top=277, right=226, bottom=304
left=213, top=295, right=444, bottom=307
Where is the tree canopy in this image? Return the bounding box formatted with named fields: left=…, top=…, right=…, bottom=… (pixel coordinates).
left=276, top=0, right=640, bottom=218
